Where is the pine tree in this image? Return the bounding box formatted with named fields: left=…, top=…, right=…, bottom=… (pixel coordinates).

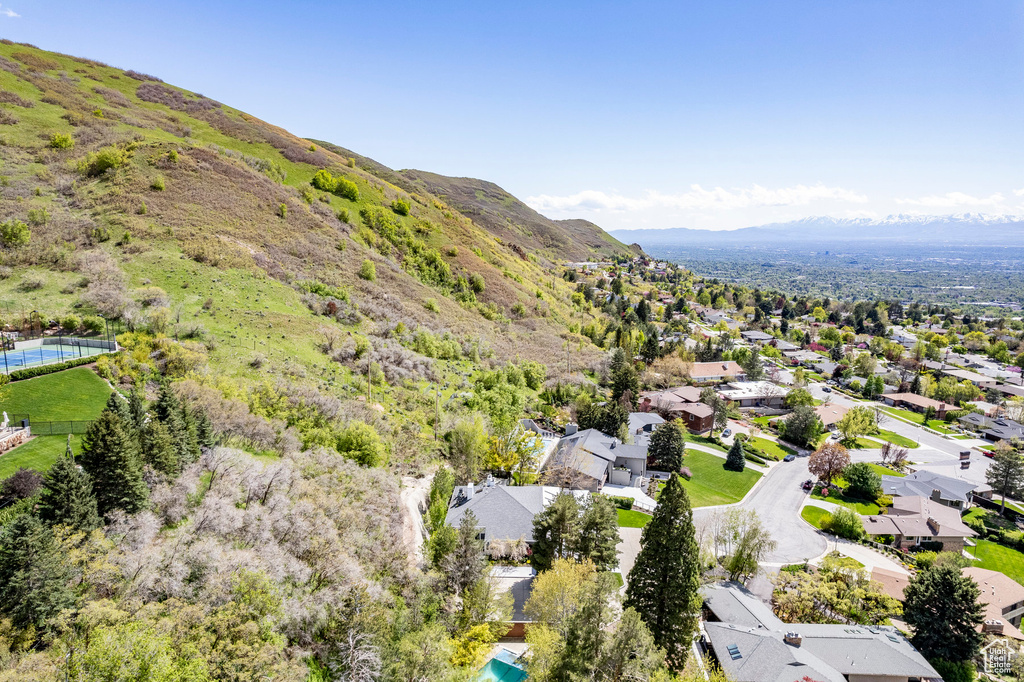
left=36, top=437, right=100, bottom=532
left=153, top=380, right=181, bottom=422
left=441, top=511, right=486, bottom=596
left=142, top=418, right=178, bottom=475
left=531, top=493, right=582, bottom=571
left=648, top=421, right=685, bottom=472
left=576, top=495, right=620, bottom=571
left=105, top=391, right=136, bottom=441
left=910, top=373, right=922, bottom=396
left=194, top=407, right=215, bottom=449
left=0, top=514, right=74, bottom=631
left=155, top=383, right=197, bottom=468
left=724, top=439, right=746, bottom=472
left=904, top=564, right=984, bottom=663
left=78, top=410, right=149, bottom=516
left=179, top=404, right=201, bottom=465
left=128, top=388, right=147, bottom=432
left=611, top=363, right=640, bottom=410
left=624, top=473, right=701, bottom=670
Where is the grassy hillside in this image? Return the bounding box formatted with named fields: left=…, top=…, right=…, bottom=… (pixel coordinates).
left=0, top=40, right=637, bottom=454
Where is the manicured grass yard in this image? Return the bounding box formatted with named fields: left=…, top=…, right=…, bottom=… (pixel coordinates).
left=683, top=433, right=728, bottom=453
left=844, top=437, right=883, bottom=450
left=867, top=463, right=904, bottom=478
left=811, top=486, right=880, bottom=514
left=616, top=508, right=652, bottom=528
left=0, top=368, right=111, bottom=477
left=972, top=539, right=1024, bottom=586
left=875, top=430, right=918, bottom=449
left=0, top=435, right=81, bottom=478
left=747, top=437, right=795, bottom=461
left=679, top=450, right=762, bottom=508
left=801, top=505, right=830, bottom=529
left=2, top=367, right=112, bottom=421
left=881, top=407, right=955, bottom=434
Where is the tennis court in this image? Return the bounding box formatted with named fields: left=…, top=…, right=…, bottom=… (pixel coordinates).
left=0, top=344, right=108, bottom=373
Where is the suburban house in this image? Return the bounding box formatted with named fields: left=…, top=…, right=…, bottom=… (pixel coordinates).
left=677, top=402, right=715, bottom=434
left=870, top=567, right=910, bottom=602
left=939, top=367, right=997, bottom=389
left=890, top=328, right=918, bottom=350
left=964, top=567, right=1024, bottom=641
left=812, top=360, right=839, bottom=377
left=773, top=339, right=799, bottom=352
left=861, top=495, right=976, bottom=552
left=689, top=361, right=747, bottom=384
left=882, top=393, right=954, bottom=418
left=640, top=385, right=703, bottom=415
left=627, top=411, right=664, bottom=442
left=544, top=426, right=648, bottom=491
left=740, top=330, right=774, bottom=345
left=881, top=470, right=991, bottom=510
left=814, top=403, right=849, bottom=430
left=718, top=380, right=789, bottom=409
left=784, top=349, right=827, bottom=365
left=445, top=483, right=590, bottom=547
left=959, top=414, right=1024, bottom=443
left=701, top=583, right=940, bottom=682
left=703, top=311, right=740, bottom=330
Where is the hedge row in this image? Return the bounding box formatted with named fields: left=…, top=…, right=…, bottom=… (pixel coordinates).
left=7, top=353, right=112, bottom=381
left=603, top=495, right=635, bottom=511
left=744, top=452, right=767, bottom=466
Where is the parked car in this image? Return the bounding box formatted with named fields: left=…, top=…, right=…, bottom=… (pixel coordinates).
left=801, top=479, right=814, bottom=490
left=722, top=429, right=732, bottom=437
left=784, top=454, right=796, bottom=462
left=822, top=387, right=832, bottom=393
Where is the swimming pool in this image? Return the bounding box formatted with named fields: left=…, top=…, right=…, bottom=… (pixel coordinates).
left=475, top=649, right=528, bottom=682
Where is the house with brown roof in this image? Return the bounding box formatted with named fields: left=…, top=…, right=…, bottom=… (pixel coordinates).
left=862, top=495, right=976, bottom=553
left=964, top=567, right=1024, bottom=640
left=640, top=386, right=702, bottom=415
left=882, top=393, right=953, bottom=419
left=678, top=402, right=714, bottom=434
left=814, top=403, right=849, bottom=430
left=689, top=361, right=746, bottom=384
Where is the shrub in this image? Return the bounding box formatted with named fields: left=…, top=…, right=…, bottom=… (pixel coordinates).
left=82, top=146, right=130, bottom=176
left=424, top=298, right=440, bottom=313
left=913, top=551, right=938, bottom=569
left=335, top=421, right=385, bottom=466
left=337, top=208, right=350, bottom=223
left=469, top=273, right=486, bottom=293
left=928, top=659, right=975, bottom=682
left=18, top=276, right=43, bottom=291
left=168, top=149, right=179, bottom=162
left=277, top=203, right=287, bottom=219
left=151, top=175, right=165, bottom=191
left=9, top=354, right=112, bottom=381
left=336, top=177, right=358, bottom=201
left=843, top=462, right=882, bottom=500
left=821, top=507, right=864, bottom=540
left=83, top=316, right=105, bottom=333
left=391, top=198, right=410, bottom=216
left=359, top=259, right=376, bottom=281
left=60, top=314, right=81, bottom=332
left=512, top=302, right=526, bottom=318
left=0, top=219, right=30, bottom=247
left=137, top=202, right=147, bottom=215
left=300, top=187, right=316, bottom=204
left=49, top=132, right=74, bottom=149
left=26, top=208, right=49, bottom=226
left=604, top=495, right=634, bottom=510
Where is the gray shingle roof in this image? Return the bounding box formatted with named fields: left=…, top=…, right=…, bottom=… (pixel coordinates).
left=881, top=470, right=986, bottom=506
left=445, top=485, right=588, bottom=543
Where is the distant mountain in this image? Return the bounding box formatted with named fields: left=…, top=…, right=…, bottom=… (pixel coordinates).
left=611, top=214, right=1024, bottom=249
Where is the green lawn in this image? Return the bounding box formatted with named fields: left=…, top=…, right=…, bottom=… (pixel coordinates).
left=812, top=486, right=881, bottom=514
left=679, top=450, right=762, bottom=508
left=881, top=407, right=955, bottom=434
left=748, top=437, right=795, bottom=461
left=683, top=433, right=728, bottom=453
left=844, top=437, right=882, bottom=450
left=875, top=430, right=919, bottom=449
left=616, top=508, right=652, bottom=528
left=801, top=505, right=830, bottom=529
left=971, top=539, right=1024, bottom=585
left=2, top=367, right=112, bottom=421
left=0, top=435, right=81, bottom=478
left=867, top=463, right=905, bottom=478
left=610, top=572, right=624, bottom=588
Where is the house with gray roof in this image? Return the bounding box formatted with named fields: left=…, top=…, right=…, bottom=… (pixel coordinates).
left=545, top=426, right=649, bottom=491
left=701, top=583, right=941, bottom=682
left=959, top=414, right=1024, bottom=443
left=882, top=470, right=991, bottom=510
left=445, top=483, right=589, bottom=546
left=740, top=330, right=774, bottom=345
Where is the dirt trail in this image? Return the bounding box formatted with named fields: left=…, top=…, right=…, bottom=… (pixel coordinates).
left=399, top=475, right=431, bottom=568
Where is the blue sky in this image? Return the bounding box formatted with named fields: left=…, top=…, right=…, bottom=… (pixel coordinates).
left=3, top=1, right=1023, bottom=229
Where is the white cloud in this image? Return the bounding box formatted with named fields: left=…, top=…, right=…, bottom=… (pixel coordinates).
left=526, top=183, right=868, bottom=215
left=0, top=5, right=19, bottom=17
left=1015, top=188, right=1024, bottom=197
left=895, top=191, right=1006, bottom=208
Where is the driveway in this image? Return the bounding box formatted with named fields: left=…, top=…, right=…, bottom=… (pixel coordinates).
left=616, top=527, right=642, bottom=586
left=693, top=456, right=827, bottom=565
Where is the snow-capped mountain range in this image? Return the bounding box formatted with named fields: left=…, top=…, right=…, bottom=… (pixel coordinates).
left=610, top=213, right=1024, bottom=248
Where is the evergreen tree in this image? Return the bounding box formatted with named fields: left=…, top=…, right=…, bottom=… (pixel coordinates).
left=531, top=493, right=582, bottom=571
left=179, top=404, right=202, bottom=466
left=0, top=514, right=74, bottom=631
left=741, top=347, right=764, bottom=381
left=904, top=564, right=984, bottom=663
left=909, top=373, right=921, bottom=396
left=595, top=401, right=629, bottom=440
left=128, top=388, right=147, bottom=433
left=609, top=347, right=627, bottom=376
left=78, top=410, right=149, bottom=516
left=441, top=511, right=486, bottom=596
left=641, top=326, right=660, bottom=365
left=142, top=418, right=179, bottom=475
left=724, top=439, right=746, bottom=472
left=104, top=391, right=136, bottom=441
left=624, top=473, right=701, bottom=670
left=575, top=496, right=620, bottom=571
left=648, top=421, right=685, bottom=472
left=36, top=437, right=100, bottom=532
left=154, top=384, right=197, bottom=468
left=611, top=362, right=640, bottom=410
left=194, top=406, right=216, bottom=449
left=153, top=380, right=181, bottom=422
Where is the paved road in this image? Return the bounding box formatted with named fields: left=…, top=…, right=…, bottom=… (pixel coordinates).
left=693, top=456, right=827, bottom=565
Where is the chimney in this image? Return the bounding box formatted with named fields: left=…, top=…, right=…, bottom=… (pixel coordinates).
left=931, top=489, right=942, bottom=502
left=983, top=620, right=1005, bottom=634
left=465, top=484, right=474, bottom=501
left=565, top=423, right=578, bottom=436
left=927, top=517, right=939, bottom=533
left=784, top=632, right=802, bottom=647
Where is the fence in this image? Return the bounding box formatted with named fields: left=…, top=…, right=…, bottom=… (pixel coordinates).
left=2, top=415, right=93, bottom=436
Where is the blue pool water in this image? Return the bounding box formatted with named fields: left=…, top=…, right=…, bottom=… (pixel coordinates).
left=476, top=650, right=528, bottom=682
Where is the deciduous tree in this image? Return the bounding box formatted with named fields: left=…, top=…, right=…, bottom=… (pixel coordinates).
left=809, top=442, right=850, bottom=486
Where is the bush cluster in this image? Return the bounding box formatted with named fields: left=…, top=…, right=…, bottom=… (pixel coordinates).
left=8, top=353, right=111, bottom=381
left=310, top=169, right=359, bottom=201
